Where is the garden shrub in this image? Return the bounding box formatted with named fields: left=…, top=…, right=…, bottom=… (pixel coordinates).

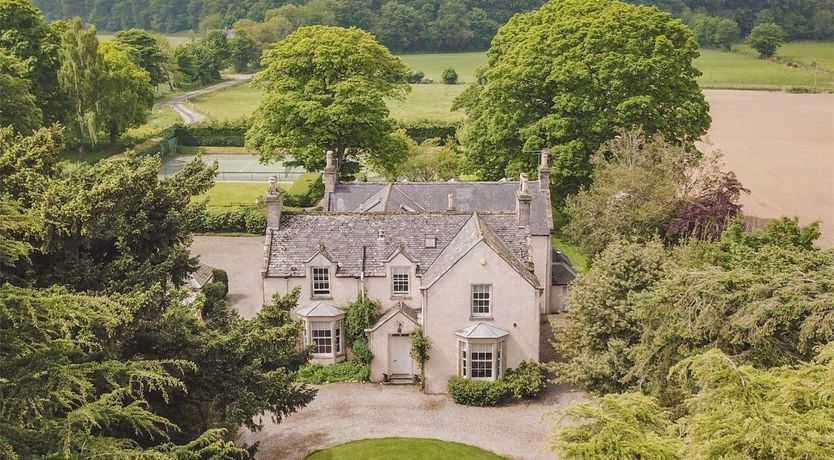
left=447, top=377, right=509, bottom=406
left=352, top=338, right=373, bottom=365
left=503, top=361, right=546, bottom=400
left=297, top=361, right=370, bottom=384
left=211, top=269, right=229, bottom=296
left=201, top=281, right=227, bottom=318
left=345, top=297, right=382, bottom=346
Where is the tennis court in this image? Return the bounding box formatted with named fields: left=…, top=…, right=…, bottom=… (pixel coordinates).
left=160, top=154, right=305, bottom=182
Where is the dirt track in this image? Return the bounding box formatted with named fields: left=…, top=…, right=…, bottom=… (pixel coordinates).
left=703, top=90, right=834, bottom=247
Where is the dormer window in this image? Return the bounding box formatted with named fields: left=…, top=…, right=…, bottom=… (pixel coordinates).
left=312, top=267, right=330, bottom=296
left=425, top=235, right=437, bottom=248
left=392, top=266, right=410, bottom=295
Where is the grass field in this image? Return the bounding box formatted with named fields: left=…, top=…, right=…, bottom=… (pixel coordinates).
left=188, top=42, right=832, bottom=125
left=304, top=438, right=507, bottom=460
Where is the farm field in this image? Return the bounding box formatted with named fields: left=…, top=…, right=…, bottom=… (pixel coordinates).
left=189, top=42, right=833, bottom=124
left=733, top=41, right=834, bottom=72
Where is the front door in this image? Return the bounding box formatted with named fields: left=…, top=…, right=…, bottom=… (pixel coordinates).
left=389, top=335, right=412, bottom=376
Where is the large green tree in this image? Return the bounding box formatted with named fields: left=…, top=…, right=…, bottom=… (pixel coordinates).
left=455, top=0, right=710, bottom=198
left=0, top=0, right=67, bottom=124
left=246, top=25, right=410, bottom=174
left=0, top=52, right=42, bottom=134
left=58, top=19, right=105, bottom=149
left=99, top=41, right=154, bottom=145
left=112, top=28, right=168, bottom=85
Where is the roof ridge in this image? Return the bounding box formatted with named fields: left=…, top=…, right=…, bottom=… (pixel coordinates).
left=382, top=183, right=393, bottom=210
left=391, top=184, right=427, bottom=211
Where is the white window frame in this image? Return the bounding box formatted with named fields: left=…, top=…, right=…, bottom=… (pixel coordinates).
left=311, top=267, right=330, bottom=296
left=457, top=339, right=505, bottom=381
left=425, top=235, right=437, bottom=248
left=391, top=266, right=410, bottom=296
left=305, top=318, right=345, bottom=358
left=471, top=284, right=492, bottom=317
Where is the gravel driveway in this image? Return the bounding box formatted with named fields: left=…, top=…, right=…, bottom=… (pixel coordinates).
left=191, top=235, right=264, bottom=318
left=240, top=382, right=584, bottom=460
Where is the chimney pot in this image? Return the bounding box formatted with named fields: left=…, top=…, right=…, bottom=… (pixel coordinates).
left=517, top=173, right=532, bottom=227
left=447, top=193, right=455, bottom=211
left=265, top=175, right=284, bottom=229
left=323, top=150, right=337, bottom=210
left=538, top=150, right=551, bottom=192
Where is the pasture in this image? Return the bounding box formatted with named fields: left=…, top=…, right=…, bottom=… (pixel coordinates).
left=188, top=42, right=834, bottom=125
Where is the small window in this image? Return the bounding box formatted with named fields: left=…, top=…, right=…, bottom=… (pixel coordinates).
left=377, top=229, right=385, bottom=240
left=335, top=320, right=342, bottom=354
left=312, top=267, right=330, bottom=296
left=471, top=284, right=492, bottom=317
left=460, top=342, right=467, bottom=377
left=425, top=235, right=437, bottom=248
left=311, top=321, right=332, bottom=354
left=392, top=266, right=410, bottom=295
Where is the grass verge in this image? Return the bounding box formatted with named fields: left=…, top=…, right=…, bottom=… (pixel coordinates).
left=305, top=438, right=508, bottom=460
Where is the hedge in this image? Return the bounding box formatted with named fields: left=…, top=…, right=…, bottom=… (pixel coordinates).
left=285, top=172, right=324, bottom=208
left=191, top=206, right=266, bottom=234
left=174, top=119, right=249, bottom=146
left=297, top=361, right=370, bottom=384
left=211, top=269, right=229, bottom=296
left=447, top=377, right=509, bottom=406
left=448, top=362, right=546, bottom=406
left=397, top=119, right=460, bottom=144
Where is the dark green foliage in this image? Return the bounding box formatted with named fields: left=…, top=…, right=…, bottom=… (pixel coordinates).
left=285, top=172, right=324, bottom=207
left=201, top=281, right=227, bottom=318
left=229, top=30, right=260, bottom=73
left=687, top=13, right=740, bottom=50
left=441, top=67, right=458, bottom=84
left=410, top=328, right=430, bottom=389
left=0, top=52, right=42, bottom=134
left=212, top=269, right=229, bottom=296
left=747, top=22, right=786, bottom=58
left=345, top=297, right=382, bottom=346
left=192, top=206, right=267, bottom=234
left=503, top=361, right=547, bottom=400
left=406, top=69, right=425, bottom=83
left=112, top=28, right=167, bottom=85
left=175, top=119, right=249, bottom=146
left=398, top=119, right=459, bottom=144
left=297, top=361, right=370, bottom=384
left=351, top=338, right=373, bottom=365
left=447, top=376, right=509, bottom=406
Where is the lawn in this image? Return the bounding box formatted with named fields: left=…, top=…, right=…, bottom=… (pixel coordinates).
left=388, top=84, right=466, bottom=122
left=398, top=52, right=486, bottom=83
left=195, top=182, right=277, bottom=210
left=304, top=438, right=507, bottom=460
left=733, top=41, right=834, bottom=72
left=188, top=83, right=263, bottom=121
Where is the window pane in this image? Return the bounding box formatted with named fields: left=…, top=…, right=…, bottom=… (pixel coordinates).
left=392, top=267, right=409, bottom=294
left=312, top=268, right=330, bottom=295
left=311, top=321, right=332, bottom=354
left=470, top=343, right=493, bottom=378
left=472, top=284, right=491, bottom=316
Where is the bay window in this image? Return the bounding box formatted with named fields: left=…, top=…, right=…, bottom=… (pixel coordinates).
left=297, top=302, right=345, bottom=361
left=457, top=340, right=506, bottom=381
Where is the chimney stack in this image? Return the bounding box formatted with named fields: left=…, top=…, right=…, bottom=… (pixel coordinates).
left=516, top=173, right=532, bottom=227
left=447, top=193, right=455, bottom=211
left=265, top=175, right=284, bottom=229
left=538, top=149, right=550, bottom=192
left=323, top=150, right=337, bottom=210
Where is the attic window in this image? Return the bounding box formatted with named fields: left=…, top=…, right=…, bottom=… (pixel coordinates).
left=425, top=235, right=437, bottom=248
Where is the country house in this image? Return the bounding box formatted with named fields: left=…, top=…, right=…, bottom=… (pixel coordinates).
left=260, top=151, right=574, bottom=394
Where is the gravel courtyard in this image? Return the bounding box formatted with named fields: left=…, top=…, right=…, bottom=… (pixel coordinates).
left=240, top=382, right=585, bottom=460
left=191, top=235, right=264, bottom=318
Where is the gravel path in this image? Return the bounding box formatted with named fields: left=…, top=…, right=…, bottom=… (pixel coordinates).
left=159, top=74, right=254, bottom=125
left=240, top=382, right=585, bottom=460
left=190, top=235, right=264, bottom=318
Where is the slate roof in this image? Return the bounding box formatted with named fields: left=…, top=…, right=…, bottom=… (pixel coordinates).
left=365, top=301, right=420, bottom=332
left=296, top=301, right=344, bottom=317
left=327, top=181, right=553, bottom=235
left=263, top=212, right=533, bottom=281
left=421, top=213, right=540, bottom=289
left=455, top=322, right=510, bottom=339
left=551, top=249, right=577, bottom=285
left=187, top=263, right=215, bottom=290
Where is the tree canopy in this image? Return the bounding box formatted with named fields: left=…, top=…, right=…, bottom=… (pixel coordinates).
left=246, top=25, right=410, bottom=175
left=455, top=0, right=711, bottom=199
